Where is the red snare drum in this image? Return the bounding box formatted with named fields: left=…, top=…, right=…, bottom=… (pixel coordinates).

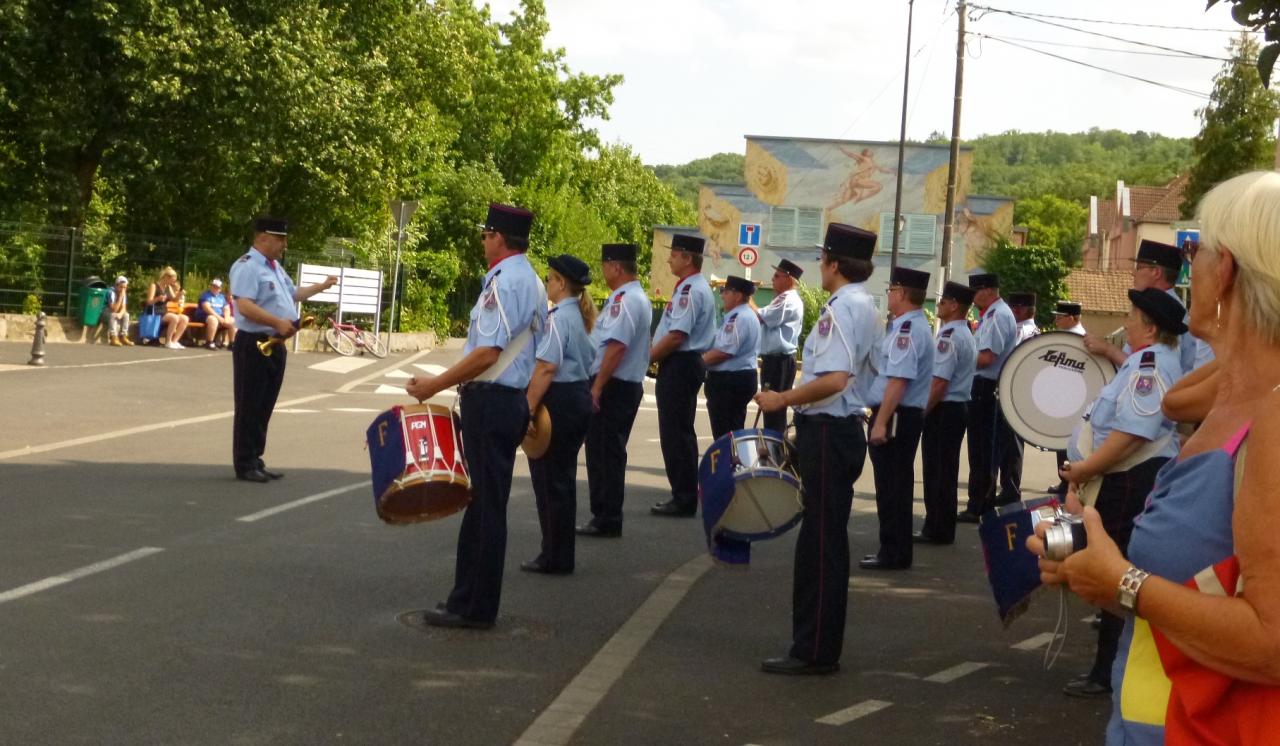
left=366, top=403, right=471, bottom=524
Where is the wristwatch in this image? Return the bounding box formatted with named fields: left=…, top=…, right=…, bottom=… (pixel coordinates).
left=1117, top=565, right=1151, bottom=614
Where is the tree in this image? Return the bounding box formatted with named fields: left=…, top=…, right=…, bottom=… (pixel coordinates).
left=1013, top=194, right=1088, bottom=267
left=651, top=152, right=746, bottom=208
left=977, top=239, right=1069, bottom=328
left=1181, top=32, right=1280, bottom=217
left=1209, top=0, right=1280, bottom=84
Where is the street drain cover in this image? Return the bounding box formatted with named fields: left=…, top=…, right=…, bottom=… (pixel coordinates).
left=397, top=610, right=554, bottom=641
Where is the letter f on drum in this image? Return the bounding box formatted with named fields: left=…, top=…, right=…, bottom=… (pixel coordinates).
left=1006, top=523, right=1017, bottom=551
left=709, top=450, right=719, bottom=474
left=378, top=420, right=388, bottom=448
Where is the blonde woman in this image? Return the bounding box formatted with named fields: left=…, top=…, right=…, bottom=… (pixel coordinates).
left=1029, top=171, right=1280, bottom=743
left=145, top=266, right=189, bottom=349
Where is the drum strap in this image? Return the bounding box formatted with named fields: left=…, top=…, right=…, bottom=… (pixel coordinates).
left=474, top=327, right=534, bottom=383
left=1073, top=421, right=1174, bottom=507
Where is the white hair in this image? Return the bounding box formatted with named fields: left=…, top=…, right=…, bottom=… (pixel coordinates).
left=1195, top=171, right=1280, bottom=344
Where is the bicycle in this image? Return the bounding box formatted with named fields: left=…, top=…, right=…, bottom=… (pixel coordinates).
left=323, top=316, right=388, bottom=358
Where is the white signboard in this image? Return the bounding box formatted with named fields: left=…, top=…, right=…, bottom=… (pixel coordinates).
left=298, top=263, right=383, bottom=322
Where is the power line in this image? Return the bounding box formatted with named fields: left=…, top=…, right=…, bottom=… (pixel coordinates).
left=984, top=32, right=1231, bottom=61
left=972, top=33, right=1211, bottom=99
left=968, top=4, right=1258, bottom=34
left=972, top=6, right=1231, bottom=61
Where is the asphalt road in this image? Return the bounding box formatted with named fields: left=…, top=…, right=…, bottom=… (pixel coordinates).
left=0, top=340, right=1109, bottom=745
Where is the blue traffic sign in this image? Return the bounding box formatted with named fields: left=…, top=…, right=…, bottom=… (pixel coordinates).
left=738, top=223, right=762, bottom=247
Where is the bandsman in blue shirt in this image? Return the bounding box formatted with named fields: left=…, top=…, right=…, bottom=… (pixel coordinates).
left=579, top=243, right=652, bottom=538
left=1009, top=291, right=1040, bottom=344
left=521, top=254, right=596, bottom=576
left=227, top=217, right=337, bottom=483
left=1058, top=287, right=1186, bottom=699
left=960, top=272, right=1022, bottom=522
left=754, top=223, right=880, bottom=676
left=650, top=233, right=716, bottom=518
left=758, top=259, right=805, bottom=434
left=918, top=281, right=978, bottom=545
left=703, top=275, right=761, bottom=437
left=406, top=203, right=546, bottom=630
left=863, top=267, right=935, bottom=570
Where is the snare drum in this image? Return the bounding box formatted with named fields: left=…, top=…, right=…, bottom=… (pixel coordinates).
left=698, top=428, right=803, bottom=566
left=366, top=403, right=471, bottom=524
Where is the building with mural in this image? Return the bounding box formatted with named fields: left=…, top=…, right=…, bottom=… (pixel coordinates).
left=650, top=135, right=1015, bottom=311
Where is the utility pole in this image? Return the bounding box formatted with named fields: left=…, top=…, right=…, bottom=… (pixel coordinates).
left=890, top=0, right=915, bottom=274
left=939, top=0, right=966, bottom=290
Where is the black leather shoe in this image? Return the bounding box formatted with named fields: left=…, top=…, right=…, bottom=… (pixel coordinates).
left=1063, top=678, right=1112, bottom=699
left=422, top=608, right=494, bottom=630
left=760, top=656, right=839, bottom=676
left=650, top=500, right=696, bottom=517
left=912, top=531, right=953, bottom=545
left=956, top=510, right=982, bottom=524
left=575, top=522, right=621, bottom=538
left=520, top=558, right=572, bottom=575
left=236, top=468, right=270, bottom=483
left=859, top=556, right=909, bottom=571
left=259, top=466, right=284, bottom=480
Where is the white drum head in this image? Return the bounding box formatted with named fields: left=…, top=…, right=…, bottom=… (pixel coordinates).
left=720, top=471, right=802, bottom=538
left=998, top=331, right=1116, bottom=451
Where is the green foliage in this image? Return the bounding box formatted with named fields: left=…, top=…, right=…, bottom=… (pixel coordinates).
left=977, top=239, right=1070, bottom=328
left=1181, top=33, right=1280, bottom=217
left=651, top=153, right=747, bottom=208
left=1208, top=1, right=1280, bottom=84
left=795, top=279, right=830, bottom=350
left=1013, top=194, right=1088, bottom=267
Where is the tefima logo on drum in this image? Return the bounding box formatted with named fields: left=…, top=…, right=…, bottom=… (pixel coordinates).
left=1037, top=349, right=1087, bottom=372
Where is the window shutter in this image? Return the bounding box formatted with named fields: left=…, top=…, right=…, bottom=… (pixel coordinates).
left=768, top=207, right=797, bottom=247
left=905, top=214, right=937, bottom=255
left=796, top=208, right=823, bottom=247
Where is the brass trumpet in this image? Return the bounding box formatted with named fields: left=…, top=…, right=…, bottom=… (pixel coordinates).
left=258, top=316, right=315, bottom=356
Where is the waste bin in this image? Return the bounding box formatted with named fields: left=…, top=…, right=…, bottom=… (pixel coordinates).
left=78, top=276, right=111, bottom=326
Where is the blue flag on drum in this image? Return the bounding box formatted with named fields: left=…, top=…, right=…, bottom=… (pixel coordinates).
left=698, top=429, right=803, bottom=566
left=978, top=496, right=1059, bottom=627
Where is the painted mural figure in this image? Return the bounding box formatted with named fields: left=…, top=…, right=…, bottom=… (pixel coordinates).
left=828, top=148, right=895, bottom=211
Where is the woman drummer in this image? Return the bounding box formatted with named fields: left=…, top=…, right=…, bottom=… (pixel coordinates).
left=522, top=254, right=598, bottom=575
left=1057, top=287, right=1187, bottom=699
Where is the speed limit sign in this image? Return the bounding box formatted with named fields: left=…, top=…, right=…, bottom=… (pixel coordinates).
left=737, top=246, right=759, bottom=268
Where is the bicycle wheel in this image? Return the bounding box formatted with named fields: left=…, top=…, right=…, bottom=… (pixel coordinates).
left=359, top=330, right=388, bottom=358
left=325, top=327, right=356, bottom=356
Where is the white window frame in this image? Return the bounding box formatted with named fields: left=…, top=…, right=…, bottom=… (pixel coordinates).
left=767, top=206, right=824, bottom=248
left=877, top=212, right=938, bottom=256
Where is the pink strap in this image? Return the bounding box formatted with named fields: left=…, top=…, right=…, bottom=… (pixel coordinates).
left=1223, top=422, right=1252, bottom=457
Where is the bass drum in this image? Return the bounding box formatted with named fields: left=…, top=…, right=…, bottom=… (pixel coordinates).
left=997, top=331, right=1116, bottom=451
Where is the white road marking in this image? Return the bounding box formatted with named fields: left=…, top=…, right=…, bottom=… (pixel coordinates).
left=815, top=699, right=893, bottom=726
left=0, top=547, right=164, bottom=605
left=414, top=363, right=449, bottom=375
left=307, top=356, right=378, bottom=374
left=923, top=661, right=989, bottom=683
left=1011, top=632, right=1062, bottom=651
left=513, top=554, right=714, bottom=746
left=384, top=369, right=412, bottom=379
left=374, top=384, right=408, bottom=395
left=274, top=409, right=319, bottom=414
left=235, top=481, right=370, bottom=523
left=0, top=353, right=218, bottom=373
left=643, top=394, right=657, bottom=404
left=336, top=349, right=434, bottom=394
left=331, top=407, right=382, bottom=413
left=645, top=436, right=715, bottom=443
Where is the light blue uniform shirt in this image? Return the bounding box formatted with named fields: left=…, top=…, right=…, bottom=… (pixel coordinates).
left=1068, top=343, right=1183, bottom=463
left=974, top=298, right=1018, bottom=381
left=758, top=289, right=804, bottom=355
left=1195, top=338, right=1215, bottom=369
left=464, top=253, right=546, bottom=389
left=536, top=298, right=595, bottom=383
left=933, top=319, right=977, bottom=403
left=228, top=247, right=298, bottom=334
left=708, top=305, right=761, bottom=372
left=795, top=282, right=880, bottom=418
left=868, top=308, right=935, bottom=409
left=589, top=280, right=652, bottom=383
left=653, top=273, right=716, bottom=353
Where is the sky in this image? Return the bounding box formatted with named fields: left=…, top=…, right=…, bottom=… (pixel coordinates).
left=483, top=0, right=1254, bottom=165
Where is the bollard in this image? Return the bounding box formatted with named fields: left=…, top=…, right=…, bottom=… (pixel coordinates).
left=27, top=312, right=47, bottom=366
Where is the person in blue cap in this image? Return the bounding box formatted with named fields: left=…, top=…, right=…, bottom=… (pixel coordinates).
left=228, top=217, right=337, bottom=483
left=405, top=203, right=546, bottom=629
left=650, top=233, right=716, bottom=518
left=579, top=243, right=652, bottom=538
left=522, top=254, right=596, bottom=575
left=862, top=266, right=935, bottom=570
left=754, top=223, right=880, bottom=675
left=758, top=259, right=805, bottom=434
left=703, top=275, right=761, bottom=437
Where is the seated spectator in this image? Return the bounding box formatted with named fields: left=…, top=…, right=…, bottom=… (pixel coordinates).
left=106, top=275, right=134, bottom=347
left=144, top=266, right=189, bottom=349
left=195, top=278, right=236, bottom=349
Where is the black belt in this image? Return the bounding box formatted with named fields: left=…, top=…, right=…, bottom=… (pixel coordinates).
left=794, top=412, right=864, bottom=425
left=760, top=352, right=795, bottom=358
left=459, top=381, right=524, bottom=395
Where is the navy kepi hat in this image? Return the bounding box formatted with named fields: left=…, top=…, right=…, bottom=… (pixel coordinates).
left=723, top=275, right=756, bottom=296
left=941, top=281, right=976, bottom=305
left=253, top=216, right=288, bottom=236
left=671, top=234, right=705, bottom=254
left=548, top=254, right=591, bottom=286
left=773, top=258, right=804, bottom=279
left=1128, top=288, right=1188, bottom=335
left=601, top=243, right=638, bottom=262
left=1054, top=301, right=1082, bottom=316
left=1136, top=240, right=1182, bottom=271
left=968, top=272, right=999, bottom=289
left=820, top=223, right=875, bottom=260
left=890, top=266, right=930, bottom=290
left=1006, top=291, right=1037, bottom=307
left=480, top=203, right=534, bottom=240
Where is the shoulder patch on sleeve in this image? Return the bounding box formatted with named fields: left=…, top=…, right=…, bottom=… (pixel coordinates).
left=941, top=328, right=954, bottom=338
